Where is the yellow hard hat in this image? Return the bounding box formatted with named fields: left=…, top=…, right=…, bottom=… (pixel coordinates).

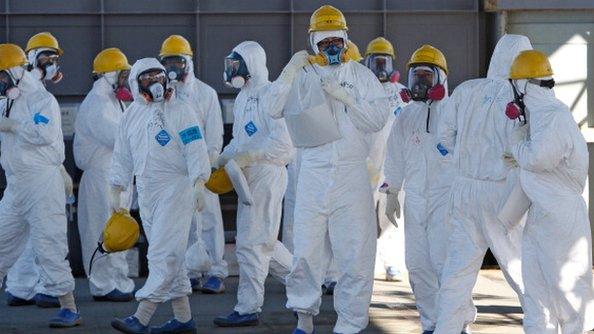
left=365, top=37, right=395, bottom=58
left=408, top=44, right=448, bottom=74
left=159, top=35, right=193, bottom=57
left=346, top=40, right=363, bottom=62
left=93, top=48, right=131, bottom=74
left=0, top=44, right=28, bottom=71
left=102, top=209, right=140, bottom=253
left=509, top=50, right=553, bottom=80
left=205, top=168, right=234, bottom=194
left=25, top=32, right=63, bottom=55
left=309, top=5, right=348, bottom=32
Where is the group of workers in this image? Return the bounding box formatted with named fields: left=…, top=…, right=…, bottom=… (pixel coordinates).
left=0, top=3, right=592, bottom=334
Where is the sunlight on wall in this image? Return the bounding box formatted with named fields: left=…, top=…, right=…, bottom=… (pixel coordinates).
left=548, top=34, right=588, bottom=132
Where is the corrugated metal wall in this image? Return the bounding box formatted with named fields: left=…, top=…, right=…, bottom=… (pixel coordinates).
left=0, top=0, right=485, bottom=274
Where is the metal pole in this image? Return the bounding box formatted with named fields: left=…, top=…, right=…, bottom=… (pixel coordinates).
left=290, top=0, right=294, bottom=55
left=5, top=0, right=9, bottom=42
left=382, top=0, right=387, bottom=36
left=195, top=0, right=201, bottom=77
left=100, top=0, right=105, bottom=49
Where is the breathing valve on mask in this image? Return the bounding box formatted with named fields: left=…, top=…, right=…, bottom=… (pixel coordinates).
left=506, top=79, right=527, bottom=124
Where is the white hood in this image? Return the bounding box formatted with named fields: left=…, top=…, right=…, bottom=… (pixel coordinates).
left=128, top=57, right=166, bottom=104
left=232, top=41, right=269, bottom=88
left=487, top=34, right=532, bottom=80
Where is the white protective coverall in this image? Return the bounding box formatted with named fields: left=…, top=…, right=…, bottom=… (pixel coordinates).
left=385, top=88, right=474, bottom=332
left=266, top=54, right=389, bottom=333
left=433, top=34, right=531, bottom=333
left=370, top=81, right=407, bottom=278
left=73, top=76, right=134, bottom=296
left=220, top=41, right=294, bottom=314
left=0, top=69, right=75, bottom=298
left=510, top=84, right=594, bottom=333
left=172, top=59, right=228, bottom=280
left=110, top=58, right=211, bottom=303
left=282, top=150, right=300, bottom=253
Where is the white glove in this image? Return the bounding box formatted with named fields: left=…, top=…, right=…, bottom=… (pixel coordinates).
left=59, top=165, right=73, bottom=198
left=278, top=50, right=309, bottom=84
left=321, top=76, right=355, bottom=106
left=0, top=117, right=17, bottom=133
left=214, top=150, right=234, bottom=169
left=193, top=180, right=206, bottom=212
left=233, top=151, right=262, bottom=168
left=511, top=124, right=529, bottom=145
left=385, top=191, right=401, bottom=227
left=108, top=186, right=124, bottom=213
left=208, top=150, right=220, bottom=169
left=380, top=185, right=401, bottom=226
left=502, top=152, right=519, bottom=168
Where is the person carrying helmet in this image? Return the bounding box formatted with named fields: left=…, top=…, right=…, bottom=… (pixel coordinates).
left=364, top=36, right=408, bottom=283
left=157, top=35, right=228, bottom=294
left=0, top=43, right=80, bottom=328
left=211, top=40, right=294, bottom=328
left=383, top=44, right=474, bottom=334
left=432, top=34, right=532, bottom=333
left=506, top=50, right=594, bottom=333
left=265, top=5, right=389, bottom=333
left=73, top=47, right=135, bottom=302
left=109, top=58, right=210, bottom=334
left=4, top=31, right=72, bottom=309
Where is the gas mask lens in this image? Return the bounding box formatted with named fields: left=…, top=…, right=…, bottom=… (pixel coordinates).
left=0, top=71, right=18, bottom=99
left=138, top=69, right=167, bottom=102
left=224, top=52, right=249, bottom=89
left=365, top=54, right=393, bottom=82
left=160, top=56, right=187, bottom=82
left=408, top=66, right=437, bottom=101
left=317, top=37, right=345, bottom=66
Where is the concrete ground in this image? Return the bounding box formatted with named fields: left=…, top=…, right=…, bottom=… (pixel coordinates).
left=0, top=269, right=547, bottom=334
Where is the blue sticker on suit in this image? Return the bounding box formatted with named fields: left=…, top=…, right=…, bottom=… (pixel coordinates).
left=244, top=121, right=258, bottom=136
left=436, top=143, right=449, bottom=156
left=155, top=130, right=171, bottom=146
left=33, top=112, right=49, bottom=125
left=393, top=107, right=402, bottom=116
left=179, top=126, right=203, bottom=145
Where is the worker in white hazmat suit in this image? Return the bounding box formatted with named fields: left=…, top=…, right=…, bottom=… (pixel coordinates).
left=265, top=5, right=389, bottom=333
left=157, top=35, right=228, bottom=294
left=5, top=31, right=71, bottom=309
left=506, top=50, right=594, bottom=334
left=73, top=48, right=135, bottom=302
left=384, top=44, right=473, bottom=334
left=432, top=34, right=532, bottom=333
left=364, top=36, right=407, bottom=282
left=211, top=40, right=294, bottom=327
left=109, top=58, right=210, bottom=334
left=0, top=43, right=80, bottom=328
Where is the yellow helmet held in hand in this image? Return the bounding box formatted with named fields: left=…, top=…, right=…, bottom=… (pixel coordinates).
left=408, top=44, right=448, bottom=74
left=102, top=209, right=140, bottom=253
left=509, top=50, right=553, bottom=80
left=25, top=32, right=63, bottom=55
left=365, top=37, right=395, bottom=58
left=93, top=48, right=131, bottom=74
left=205, top=168, right=234, bottom=194
left=160, top=35, right=193, bottom=57
left=346, top=40, right=363, bottom=62
left=309, top=5, right=348, bottom=32
left=0, top=44, right=28, bottom=71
